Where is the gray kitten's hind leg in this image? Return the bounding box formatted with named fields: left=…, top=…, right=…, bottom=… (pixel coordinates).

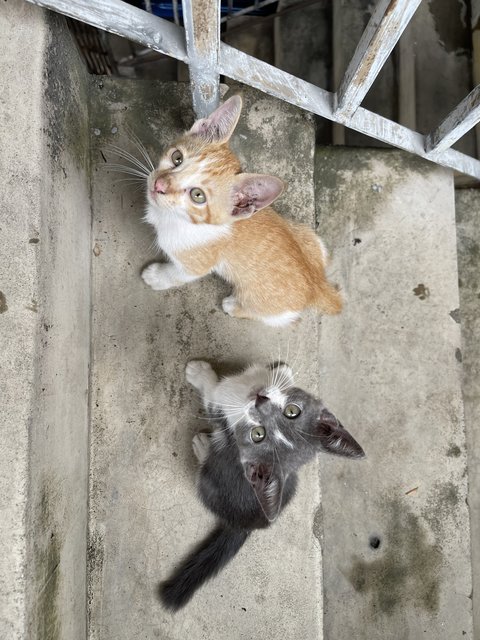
left=186, top=360, right=218, bottom=405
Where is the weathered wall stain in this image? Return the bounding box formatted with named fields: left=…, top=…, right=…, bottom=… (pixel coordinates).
left=413, top=283, right=430, bottom=300
left=449, top=308, right=461, bottom=323
left=0, top=291, right=8, bottom=314
left=347, top=498, right=442, bottom=616
left=34, top=479, right=62, bottom=640
left=429, top=0, right=470, bottom=54
left=312, top=504, right=323, bottom=544
left=447, top=443, right=462, bottom=458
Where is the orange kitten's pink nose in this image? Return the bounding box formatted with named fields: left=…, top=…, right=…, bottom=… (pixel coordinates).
left=154, top=178, right=168, bottom=194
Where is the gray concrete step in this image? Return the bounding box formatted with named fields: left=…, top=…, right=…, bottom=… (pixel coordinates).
left=88, top=81, right=324, bottom=640
left=315, top=148, right=473, bottom=639
left=1, top=4, right=475, bottom=639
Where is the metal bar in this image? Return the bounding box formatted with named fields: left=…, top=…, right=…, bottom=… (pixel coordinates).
left=336, top=0, right=422, bottom=118
left=22, top=0, right=480, bottom=179
left=425, top=85, right=480, bottom=154
left=183, top=0, right=220, bottom=118
left=332, top=0, right=345, bottom=145
left=172, top=0, right=180, bottom=26
left=25, top=0, right=188, bottom=61
left=218, top=43, right=480, bottom=179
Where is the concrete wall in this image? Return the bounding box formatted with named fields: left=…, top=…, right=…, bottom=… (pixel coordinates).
left=0, top=3, right=91, bottom=639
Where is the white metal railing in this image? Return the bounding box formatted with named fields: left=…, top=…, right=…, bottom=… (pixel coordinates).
left=25, top=0, right=480, bottom=180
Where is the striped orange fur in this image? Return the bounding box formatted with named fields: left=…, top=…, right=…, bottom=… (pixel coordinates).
left=142, top=95, right=342, bottom=327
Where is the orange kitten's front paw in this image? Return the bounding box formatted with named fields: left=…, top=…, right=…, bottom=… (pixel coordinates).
left=141, top=263, right=173, bottom=290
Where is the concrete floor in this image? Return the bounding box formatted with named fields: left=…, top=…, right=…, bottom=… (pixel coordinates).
left=86, top=77, right=474, bottom=637
left=88, top=82, right=325, bottom=640
left=315, top=149, right=473, bottom=639
left=1, top=4, right=478, bottom=639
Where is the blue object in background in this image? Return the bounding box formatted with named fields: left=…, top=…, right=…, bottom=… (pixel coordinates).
left=144, top=1, right=276, bottom=22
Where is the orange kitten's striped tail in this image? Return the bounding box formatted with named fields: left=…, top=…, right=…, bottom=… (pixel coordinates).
left=314, top=282, right=343, bottom=315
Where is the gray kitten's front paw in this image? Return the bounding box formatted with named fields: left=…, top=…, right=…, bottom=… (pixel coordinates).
left=186, top=360, right=217, bottom=393
left=192, top=432, right=211, bottom=465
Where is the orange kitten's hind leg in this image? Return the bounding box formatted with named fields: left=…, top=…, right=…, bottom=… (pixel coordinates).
left=260, top=311, right=301, bottom=327
left=221, top=295, right=256, bottom=320
left=222, top=295, right=300, bottom=327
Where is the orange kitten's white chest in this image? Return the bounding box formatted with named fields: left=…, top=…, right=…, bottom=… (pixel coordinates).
left=145, top=203, right=231, bottom=261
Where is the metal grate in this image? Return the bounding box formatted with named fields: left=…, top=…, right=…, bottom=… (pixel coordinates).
left=25, top=0, right=480, bottom=180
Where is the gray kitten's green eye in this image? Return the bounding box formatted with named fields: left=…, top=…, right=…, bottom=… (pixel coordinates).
left=250, top=426, right=266, bottom=443
left=284, top=403, right=301, bottom=419
left=190, top=188, right=206, bottom=204
left=171, top=149, right=183, bottom=166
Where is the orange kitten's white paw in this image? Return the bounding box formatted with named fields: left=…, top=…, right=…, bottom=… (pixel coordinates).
left=141, top=263, right=172, bottom=290
left=186, top=360, right=218, bottom=394
left=222, top=295, right=238, bottom=317
left=192, top=432, right=211, bottom=465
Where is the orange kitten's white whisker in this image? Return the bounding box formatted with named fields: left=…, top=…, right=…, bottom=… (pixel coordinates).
left=125, top=125, right=155, bottom=171
left=102, top=163, right=149, bottom=179
left=105, top=143, right=151, bottom=174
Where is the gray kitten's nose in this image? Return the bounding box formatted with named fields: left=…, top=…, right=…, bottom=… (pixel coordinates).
left=255, top=394, right=269, bottom=408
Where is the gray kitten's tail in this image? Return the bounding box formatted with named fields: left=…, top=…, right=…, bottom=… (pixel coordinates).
left=159, top=526, right=250, bottom=611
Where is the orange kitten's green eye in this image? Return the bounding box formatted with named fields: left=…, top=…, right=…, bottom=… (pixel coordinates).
left=190, top=188, right=206, bottom=204
left=171, top=150, right=183, bottom=166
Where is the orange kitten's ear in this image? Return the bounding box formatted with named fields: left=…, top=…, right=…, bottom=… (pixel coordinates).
left=231, top=174, right=285, bottom=219
left=189, top=95, right=242, bottom=144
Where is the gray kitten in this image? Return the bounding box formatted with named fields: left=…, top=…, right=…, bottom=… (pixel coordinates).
left=160, top=360, right=365, bottom=611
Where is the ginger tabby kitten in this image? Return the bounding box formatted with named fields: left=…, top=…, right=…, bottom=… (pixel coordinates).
left=142, top=95, right=342, bottom=327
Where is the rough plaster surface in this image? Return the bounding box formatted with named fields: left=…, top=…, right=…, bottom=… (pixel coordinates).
left=88, top=80, right=324, bottom=640
left=0, top=3, right=91, bottom=639
left=0, top=2, right=46, bottom=636
left=315, top=148, right=473, bottom=639
left=456, top=189, right=480, bottom=640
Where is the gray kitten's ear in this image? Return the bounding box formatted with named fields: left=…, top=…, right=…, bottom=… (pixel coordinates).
left=315, top=409, right=365, bottom=459
left=189, top=95, right=242, bottom=143
left=244, top=461, right=284, bottom=523
left=230, top=174, right=285, bottom=219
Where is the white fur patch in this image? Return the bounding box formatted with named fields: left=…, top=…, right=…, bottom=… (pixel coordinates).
left=260, top=311, right=301, bottom=327
left=221, top=295, right=237, bottom=316
left=212, top=364, right=270, bottom=429
left=274, top=429, right=294, bottom=448
left=144, top=203, right=231, bottom=260
left=265, top=388, right=287, bottom=408
left=141, top=262, right=198, bottom=290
